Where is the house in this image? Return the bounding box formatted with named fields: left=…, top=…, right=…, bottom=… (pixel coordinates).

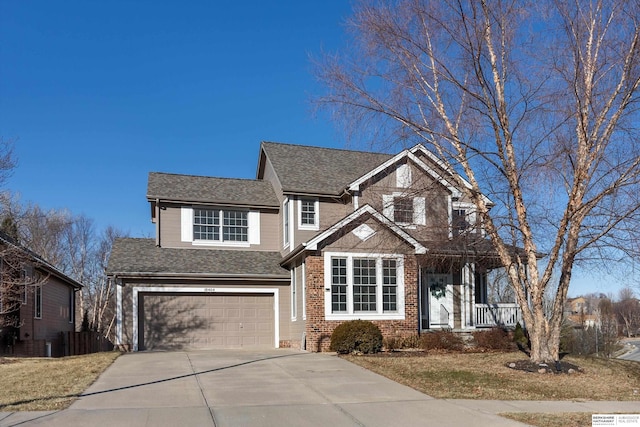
left=107, top=141, right=522, bottom=352
left=0, top=231, right=83, bottom=357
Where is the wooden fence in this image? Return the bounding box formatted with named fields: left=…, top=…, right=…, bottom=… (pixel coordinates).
left=59, top=331, right=113, bottom=356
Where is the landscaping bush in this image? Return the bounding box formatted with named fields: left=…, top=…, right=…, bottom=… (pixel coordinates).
left=329, top=320, right=383, bottom=354
left=382, top=334, right=421, bottom=351
left=472, top=327, right=515, bottom=351
left=383, top=335, right=401, bottom=352
left=419, top=330, right=465, bottom=352
left=513, top=322, right=529, bottom=350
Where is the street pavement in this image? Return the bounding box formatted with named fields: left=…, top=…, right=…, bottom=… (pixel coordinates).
left=619, top=339, right=640, bottom=362
left=1, top=349, right=638, bottom=427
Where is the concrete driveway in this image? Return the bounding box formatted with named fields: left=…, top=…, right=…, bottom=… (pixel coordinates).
left=0, top=349, right=527, bottom=427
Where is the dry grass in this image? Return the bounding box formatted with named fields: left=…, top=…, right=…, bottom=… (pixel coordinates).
left=0, top=351, right=120, bottom=411
left=501, top=412, right=593, bottom=427
left=343, top=351, right=640, bottom=401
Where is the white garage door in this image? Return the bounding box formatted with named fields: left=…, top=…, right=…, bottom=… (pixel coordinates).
left=140, top=293, right=274, bottom=350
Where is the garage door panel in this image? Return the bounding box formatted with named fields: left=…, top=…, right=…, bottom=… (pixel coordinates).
left=141, top=293, right=274, bottom=351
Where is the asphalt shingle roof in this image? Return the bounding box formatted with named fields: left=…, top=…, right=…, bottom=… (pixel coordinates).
left=261, top=141, right=393, bottom=195
left=147, top=172, right=279, bottom=207
left=107, top=238, right=289, bottom=278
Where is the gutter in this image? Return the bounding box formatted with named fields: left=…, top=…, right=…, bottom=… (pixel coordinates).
left=106, top=272, right=290, bottom=281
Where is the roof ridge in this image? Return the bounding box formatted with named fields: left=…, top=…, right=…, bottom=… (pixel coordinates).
left=261, top=141, right=392, bottom=156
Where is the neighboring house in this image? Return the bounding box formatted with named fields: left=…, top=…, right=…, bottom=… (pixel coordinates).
left=0, top=232, right=83, bottom=357
left=107, top=142, right=522, bottom=352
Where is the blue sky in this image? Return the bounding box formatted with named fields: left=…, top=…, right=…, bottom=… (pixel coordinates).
left=0, top=1, right=627, bottom=297
left=0, top=1, right=353, bottom=235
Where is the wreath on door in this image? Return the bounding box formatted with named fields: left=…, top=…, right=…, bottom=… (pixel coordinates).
left=430, top=282, right=447, bottom=299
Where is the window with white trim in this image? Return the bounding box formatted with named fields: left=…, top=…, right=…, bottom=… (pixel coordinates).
left=182, top=207, right=259, bottom=246
left=325, top=253, right=405, bottom=320
left=193, top=208, right=248, bottom=242
left=283, top=198, right=290, bottom=247
left=382, top=260, right=398, bottom=312
left=451, top=202, right=477, bottom=236
left=298, top=198, right=319, bottom=230
left=383, top=193, right=425, bottom=226
left=34, top=284, right=42, bottom=319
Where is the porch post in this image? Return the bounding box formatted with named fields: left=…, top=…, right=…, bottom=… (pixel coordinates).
left=469, top=263, right=476, bottom=328
left=461, top=262, right=469, bottom=329
left=461, top=262, right=476, bottom=329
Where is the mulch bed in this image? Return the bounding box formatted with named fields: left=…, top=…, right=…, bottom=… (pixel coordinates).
left=506, top=359, right=583, bottom=374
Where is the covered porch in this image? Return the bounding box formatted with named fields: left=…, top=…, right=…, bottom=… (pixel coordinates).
left=417, top=241, right=524, bottom=331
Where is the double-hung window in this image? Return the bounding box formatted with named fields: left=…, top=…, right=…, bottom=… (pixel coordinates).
left=298, top=198, right=319, bottom=230
left=193, top=208, right=248, bottom=242
left=383, top=193, right=425, bottom=226
left=325, top=253, right=404, bottom=320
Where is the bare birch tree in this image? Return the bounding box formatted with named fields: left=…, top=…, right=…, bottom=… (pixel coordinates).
left=317, top=0, right=640, bottom=362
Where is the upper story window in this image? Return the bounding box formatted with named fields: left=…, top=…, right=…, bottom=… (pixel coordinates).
left=283, top=198, right=290, bottom=247
left=451, top=202, right=477, bottom=236
left=383, top=193, right=425, bottom=226
left=325, top=252, right=405, bottom=320
left=194, top=208, right=248, bottom=242
left=298, top=198, right=319, bottom=230
left=393, top=197, right=413, bottom=223
left=181, top=206, right=259, bottom=247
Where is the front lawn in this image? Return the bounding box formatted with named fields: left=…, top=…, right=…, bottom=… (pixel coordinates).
left=343, top=351, right=640, bottom=401
left=0, top=351, right=120, bottom=411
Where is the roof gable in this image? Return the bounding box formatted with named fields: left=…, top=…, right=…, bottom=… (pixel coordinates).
left=0, top=231, right=83, bottom=289
left=258, top=141, right=392, bottom=196
left=147, top=172, right=279, bottom=208
left=305, top=205, right=427, bottom=254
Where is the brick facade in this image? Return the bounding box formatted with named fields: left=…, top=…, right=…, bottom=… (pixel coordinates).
left=304, top=254, right=420, bottom=352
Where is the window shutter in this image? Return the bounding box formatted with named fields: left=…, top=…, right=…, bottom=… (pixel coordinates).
left=413, top=197, right=426, bottom=225
left=382, top=195, right=394, bottom=219
left=181, top=207, right=193, bottom=242
left=248, top=211, right=260, bottom=244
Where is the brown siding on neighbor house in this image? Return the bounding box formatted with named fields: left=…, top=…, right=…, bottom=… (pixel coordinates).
left=157, top=203, right=280, bottom=251
left=304, top=254, right=419, bottom=352
left=13, top=276, right=76, bottom=357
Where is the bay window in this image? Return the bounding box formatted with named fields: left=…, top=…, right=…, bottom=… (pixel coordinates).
left=325, top=252, right=404, bottom=320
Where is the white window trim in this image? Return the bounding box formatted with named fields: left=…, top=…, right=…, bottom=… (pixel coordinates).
left=182, top=206, right=259, bottom=247
left=297, top=198, right=319, bottom=231
left=383, top=192, right=425, bottom=227
left=283, top=198, right=291, bottom=249
left=324, top=252, right=405, bottom=321
left=450, top=201, right=478, bottom=237
left=291, top=267, right=297, bottom=321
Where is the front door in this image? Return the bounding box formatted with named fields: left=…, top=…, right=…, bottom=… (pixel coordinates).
left=421, top=273, right=454, bottom=329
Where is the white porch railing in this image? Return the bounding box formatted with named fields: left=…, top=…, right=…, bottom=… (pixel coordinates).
left=475, top=303, right=522, bottom=327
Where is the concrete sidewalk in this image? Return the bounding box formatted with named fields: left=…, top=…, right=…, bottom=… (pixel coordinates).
left=0, top=350, right=637, bottom=427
